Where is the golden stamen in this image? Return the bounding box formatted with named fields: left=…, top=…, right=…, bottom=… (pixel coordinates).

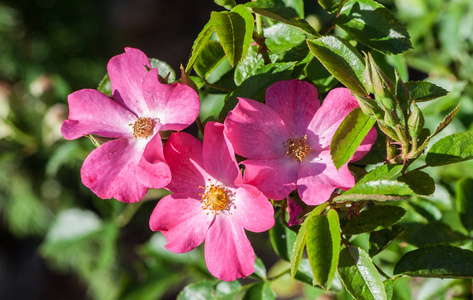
left=283, top=134, right=311, bottom=162
left=129, top=117, right=153, bottom=139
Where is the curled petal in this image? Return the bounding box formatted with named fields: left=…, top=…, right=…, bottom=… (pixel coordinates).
left=202, top=122, right=239, bottom=187
left=142, top=68, right=200, bottom=131
left=150, top=193, right=212, bottom=253
left=137, top=131, right=171, bottom=189
left=108, top=47, right=150, bottom=116
left=81, top=138, right=149, bottom=203
left=307, top=88, right=359, bottom=149
left=265, top=79, right=320, bottom=135
left=61, top=89, right=135, bottom=140
left=243, top=156, right=298, bottom=200
left=225, top=98, right=289, bottom=159
left=163, top=132, right=208, bottom=194
left=297, top=150, right=354, bottom=205
left=205, top=217, right=255, bottom=281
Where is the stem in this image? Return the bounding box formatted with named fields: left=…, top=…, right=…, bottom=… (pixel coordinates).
left=116, top=201, right=143, bottom=227
left=375, top=264, right=391, bottom=280
left=196, top=117, right=205, bottom=135
left=386, top=136, right=397, bottom=161
left=267, top=268, right=290, bottom=281
left=407, top=164, right=428, bottom=173
left=253, top=13, right=272, bottom=65
left=204, top=80, right=234, bottom=92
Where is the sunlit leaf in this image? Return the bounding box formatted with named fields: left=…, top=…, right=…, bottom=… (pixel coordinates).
left=186, top=20, right=214, bottom=73
left=426, top=131, right=473, bottom=166
left=398, top=170, right=435, bottom=196
left=405, top=81, right=448, bottom=102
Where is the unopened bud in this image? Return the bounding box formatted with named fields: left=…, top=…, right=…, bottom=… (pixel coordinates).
left=394, top=70, right=410, bottom=115
left=364, top=53, right=395, bottom=99
left=354, top=94, right=384, bottom=119
left=408, top=101, right=424, bottom=140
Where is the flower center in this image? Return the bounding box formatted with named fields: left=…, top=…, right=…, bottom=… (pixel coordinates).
left=283, top=134, right=311, bottom=162
left=200, top=181, right=233, bottom=215
left=129, top=117, right=153, bottom=139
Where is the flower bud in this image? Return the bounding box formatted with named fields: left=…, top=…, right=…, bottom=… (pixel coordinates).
left=354, top=94, right=384, bottom=119
left=364, top=53, right=395, bottom=100
left=408, top=101, right=424, bottom=140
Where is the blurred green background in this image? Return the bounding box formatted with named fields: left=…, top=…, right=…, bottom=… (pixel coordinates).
left=1, top=0, right=473, bottom=299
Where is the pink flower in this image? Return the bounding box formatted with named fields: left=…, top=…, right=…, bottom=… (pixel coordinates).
left=224, top=79, right=376, bottom=205
left=149, top=122, right=274, bottom=281
left=61, top=47, right=200, bottom=203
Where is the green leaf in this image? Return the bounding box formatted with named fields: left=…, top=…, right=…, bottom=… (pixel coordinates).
left=215, top=281, right=242, bottom=299
left=426, top=131, right=473, bottom=167
left=398, top=170, right=435, bottom=196
left=290, top=202, right=330, bottom=279
left=335, top=165, right=414, bottom=202
left=420, top=103, right=461, bottom=151
left=214, top=0, right=236, bottom=10
left=150, top=58, right=176, bottom=83
left=242, top=281, right=276, bottom=300
left=307, top=36, right=366, bottom=96
left=219, top=62, right=294, bottom=118
left=319, top=0, right=345, bottom=13
left=186, top=20, right=214, bottom=73
left=338, top=246, right=387, bottom=300
left=211, top=5, right=254, bottom=67
left=336, top=0, right=412, bottom=54
left=246, top=0, right=319, bottom=36
left=369, top=225, right=405, bottom=257
left=177, top=281, right=215, bottom=300
left=457, top=177, right=473, bottom=232
left=331, top=107, right=376, bottom=170
left=384, top=279, right=394, bottom=300
left=264, top=23, right=306, bottom=54
left=405, top=81, right=448, bottom=102
left=294, top=258, right=316, bottom=285
left=194, top=40, right=227, bottom=79
left=306, top=209, right=341, bottom=290
left=303, top=56, right=338, bottom=94
left=393, top=246, right=473, bottom=278
left=252, top=256, right=267, bottom=279
left=269, top=210, right=296, bottom=261
left=234, top=45, right=265, bottom=86
left=97, top=73, right=111, bottom=97
left=342, top=205, right=406, bottom=235
left=404, top=222, right=468, bottom=247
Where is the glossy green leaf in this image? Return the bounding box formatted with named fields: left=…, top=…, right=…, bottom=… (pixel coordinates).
left=369, top=225, right=404, bottom=257
left=426, top=131, right=473, bottom=167
left=342, top=205, right=406, bottom=235
left=149, top=58, right=176, bottom=83
left=246, top=0, right=319, bottom=36
left=214, top=0, right=236, bottom=10
left=194, top=40, right=227, bottom=79
left=405, top=81, right=448, bottom=102
left=242, top=281, right=276, bottom=300
left=234, top=45, right=265, bottom=86
left=307, top=36, right=366, bottom=96
left=319, top=0, right=344, bottom=13
left=336, top=0, right=412, bottom=54
left=264, top=23, right=306, bottom=54
left=338, top=246, right=387, bottom=300
left=219, top=62, right=294, bottom=118
left=97, top=73, right=111, bottom=97
left=294, top=258, right=316, bottom=285
left=331, top=107, right=376, bottom=170
left=457, top=177, right=473, bottom=232
left=384, top=279, right=394, bottom=300
left=335, top=165, right=414, bottom=202
left=306, top=209, right=341, bottom=290
left=398, top=170, right=435, bottom=196
left=269, top=210, right=296, bottom=261
left=252, top=256, right=267, bottom=279
left=186, top=20, right=214, bottom=73
left=394, top=246, right=473, bottom=278
left=282, top=0, right=304, bottom=18
left=177, top=281, right=215, bottom=300
left=215, top=281, right=242, bottom=299
left=290, top=202, right=330, bottom=279
left=303, top=56, right=338, bottom=94
left=420, top=103, right=461, bottom=151
left=211, top=5, right=254, bottom=67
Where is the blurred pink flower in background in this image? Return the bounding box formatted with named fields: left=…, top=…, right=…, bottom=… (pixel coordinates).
left=149, top=122, right=274, bottom=281
left=225, top=79, right=376, bottom=205
left=61, top=47, right=200, bottom=203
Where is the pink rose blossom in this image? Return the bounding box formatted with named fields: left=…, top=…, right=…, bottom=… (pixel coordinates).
left=224, top=79, right=376, bottom=205
left=149, top=122, right=274, bottom=281
left=61, top=47, right=200, bottom=203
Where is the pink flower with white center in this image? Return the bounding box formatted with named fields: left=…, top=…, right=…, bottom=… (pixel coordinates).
left=149, top=122, right=274, bottom=281
left=224, top=79, right=376, bottom=205
left=61, top=47, right=200, bottom=203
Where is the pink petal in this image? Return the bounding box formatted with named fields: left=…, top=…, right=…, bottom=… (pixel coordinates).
left=230, top=184, right=275, bottom=232
left=81, top=138, right=149, bottom=203
left=307, top=88, right=359, bottom=149
left=142, top=68, right=200, bottom=131
left=243, top=156, right=299, bottom=200
left=202, top=122, right=239, bottom=187
left=350, top=127, right=377, bottom=162
left=224, top=98, right=290, bottom=159
left=150, top=193, right=212, bottom=253
left=205, top=216, right=255, bottom=281
left=163, top=132, right=209, bottom=194
left=137, top=132, right=172, bottom=189
left=297, top=150, right=354, bottom=205
left=107, top=47, right=150, bottom=116
left=61, top=89, right=135, bottom=140
left=265, top=79, right=320, bottom=135
left=287, top=196, right=303, bottom=227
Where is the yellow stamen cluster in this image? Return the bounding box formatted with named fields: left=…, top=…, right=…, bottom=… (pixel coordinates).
left=130, top=117, right=153, bottom=139
left=283, top=134, right=311, bottom=162
left=200, top=180, right=231, bottom=215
